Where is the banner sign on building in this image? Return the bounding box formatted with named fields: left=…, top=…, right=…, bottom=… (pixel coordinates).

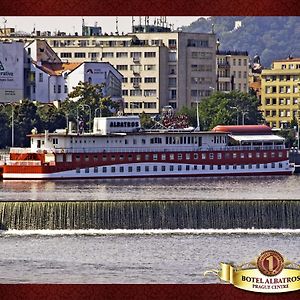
left=0, top=42, right=24, bottom=102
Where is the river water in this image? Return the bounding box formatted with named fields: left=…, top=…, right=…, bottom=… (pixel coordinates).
left=1, top=175, right=300, bottom=201
left=0, top=176, right=300, bottom=283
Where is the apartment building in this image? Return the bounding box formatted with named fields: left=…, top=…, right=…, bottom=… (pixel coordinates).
left=216, top=51, right=249, bottom=93
left=32, top=26, right=217, bottom=114
left=261, top=58, right=300, bottom=128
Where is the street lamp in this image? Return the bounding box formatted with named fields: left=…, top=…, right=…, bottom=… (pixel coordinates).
left=95, top=107, right=102, bottom=118
left=193, top=78, right=201, bottom=131
left=242, top=111, right=248, bottom=125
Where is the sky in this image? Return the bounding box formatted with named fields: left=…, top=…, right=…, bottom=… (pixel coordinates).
left=2, top=16, right=201, bottom=35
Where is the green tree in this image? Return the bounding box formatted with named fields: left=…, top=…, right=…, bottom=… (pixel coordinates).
left=179, top=91, right=263, bottom=130
left=0, top=107, right=9, bottom=149
left=66, top=81, right=120, bottom=132
left=13, top=100, right=41, bottom=147
left=37, top=104, right=66, bottom=133
left=198, top=91, right=263, bottom=130
left=139, top=112, right=155, bottom=129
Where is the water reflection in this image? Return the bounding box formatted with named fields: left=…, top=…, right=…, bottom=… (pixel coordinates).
left=0, top=175, right=300, bottom=201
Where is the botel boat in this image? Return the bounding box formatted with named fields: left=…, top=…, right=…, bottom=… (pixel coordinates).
left=1, top=115, right=294, bottom=179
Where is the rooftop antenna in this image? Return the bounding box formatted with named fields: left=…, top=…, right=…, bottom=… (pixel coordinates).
left=3, top=18, right=7, bottom=34
left=32, top=23, right=36, bottom=35
left=131, top=16, right=135, bottom=32
left=115, top=17, right=119, bottom=35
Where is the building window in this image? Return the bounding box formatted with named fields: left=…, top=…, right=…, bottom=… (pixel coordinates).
left=144, top=52, right=156, bottom=58
left=144, top=89, right=157, bottom=97
left=116, top=52, right=128, bottom=58
left=39, top=73, right=43, bottom=82
left=64, top=85, right=68, bottom=93
left=74, top=52, right=86, bottom=58
left=116, top=65, right=128, bottom=71
left=145, top=77, right=156, bottom=83
left=94, top=167, right=98, bottom=173
left=102, top=52, right=114, bottom=58
left=168, top=39, right=177, bottom=48
left=58, top=85, right=61, bottom=93
left=144, top=65, right=156, bottom=71
left=61, top=53, right=72, bottom=58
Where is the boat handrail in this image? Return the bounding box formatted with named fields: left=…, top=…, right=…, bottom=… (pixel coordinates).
left=48, top=144, right=286, bottom=154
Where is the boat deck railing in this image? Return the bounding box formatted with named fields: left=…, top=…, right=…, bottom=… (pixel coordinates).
left=46, top=144, right=286, bottom=154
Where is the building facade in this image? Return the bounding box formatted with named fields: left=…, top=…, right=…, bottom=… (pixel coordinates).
left=260, top=58, right=300, bottom=128
left=216, top=50, right=249, bottom=93
left=29, top=61, right=123, bottom=103
left=23, top=28, right=217, bottom=114
left=0, top=40, right=123, bottom=104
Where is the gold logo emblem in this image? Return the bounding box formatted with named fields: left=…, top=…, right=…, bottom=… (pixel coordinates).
left=257, top=250, right=284, bottom=276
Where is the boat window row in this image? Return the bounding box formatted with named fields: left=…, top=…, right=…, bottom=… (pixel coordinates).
left=165, top=136, right=202, bottom=145
left=75, top=162, right=285, bottom=174
left=70, top=151, right=284, bottom=163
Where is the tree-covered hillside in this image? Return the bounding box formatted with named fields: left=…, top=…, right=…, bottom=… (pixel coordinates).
left=183, top=17, right=300, bottom=68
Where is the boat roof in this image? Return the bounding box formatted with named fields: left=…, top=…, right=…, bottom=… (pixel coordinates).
left=212, top=125, right=272, bottom=134
left=229, top=134, right=284, bottom=142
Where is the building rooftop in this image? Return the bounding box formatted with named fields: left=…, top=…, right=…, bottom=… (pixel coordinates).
left=273, top=58, right=300, bottom=62
left=33, top=62, right=81, bottom=76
